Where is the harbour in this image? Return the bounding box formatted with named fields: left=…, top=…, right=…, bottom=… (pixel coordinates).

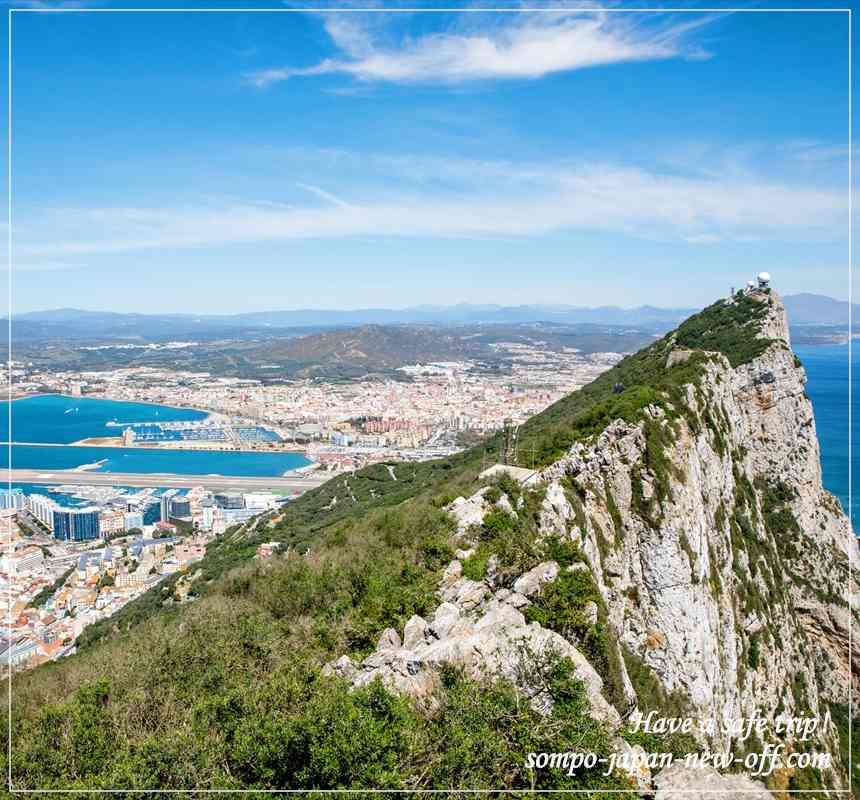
left=0, top=394, right=314, bottom=478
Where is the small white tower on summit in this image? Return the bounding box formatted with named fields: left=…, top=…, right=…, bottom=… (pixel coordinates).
left=757, top=271, right=771, bottom=289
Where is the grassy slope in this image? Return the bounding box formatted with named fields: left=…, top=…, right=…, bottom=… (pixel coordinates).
left=6, top=293, right=789, bottom=791
left=76, top=292, right=775, bottom=651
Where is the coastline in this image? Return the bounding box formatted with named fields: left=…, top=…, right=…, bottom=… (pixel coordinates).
left=70, top=437, right=308, bottom=454
left=10, top=392, right=217, bottom=420
left=6, top=396, right=318, bottom=476
left=4, top=439, right=309, bottom=456
left=9, top=391, right=51, bottom=402
left=8, top=444, right=318, bottom=478
left=9, top=393, right=308, bottom=455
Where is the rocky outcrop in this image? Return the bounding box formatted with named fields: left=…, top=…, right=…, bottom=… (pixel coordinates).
left=328, top=555, right=621, bottom=728
left=612, top=737, right=652, bottom=791
left=446, top=489, right=490, bottom=534
left=653, top=762, right=771, bottom=800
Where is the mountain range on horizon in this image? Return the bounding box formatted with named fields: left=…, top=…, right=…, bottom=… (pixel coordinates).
left=7, top=292, right=857, bottom=334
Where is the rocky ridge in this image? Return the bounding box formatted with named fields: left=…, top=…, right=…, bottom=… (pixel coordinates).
left=326, top=550, right=619, bottom=727
left=326, top=289, right=858, bottom=792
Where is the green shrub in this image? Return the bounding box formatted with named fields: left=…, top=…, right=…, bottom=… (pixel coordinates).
left=623, top=647, right=691, bottom=721
left=524, top=541, right=627, bottom=712
left=829, top=702, right=860, bottom=798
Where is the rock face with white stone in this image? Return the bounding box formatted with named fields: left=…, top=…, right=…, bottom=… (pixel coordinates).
left=513, top=561, right=559, bottom=597
left=339, top=578, right=621, bottom=727
left=653, top=762, right=771, bottom=800
left=536, top=291, right=858, bottom=765
left=611, top=738, right=652, bottom=792
left=446, top=488, right=490, bottom=533
left=324, top=291, right=855, bottom=787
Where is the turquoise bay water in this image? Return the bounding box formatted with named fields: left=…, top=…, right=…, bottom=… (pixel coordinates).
left=794, top=344, right=857, bottom=525
left=1, top=394, right=208, bottom=443
left=8, top=444, right=309, bottom=477
left=2, top=395, right=309, bottom=477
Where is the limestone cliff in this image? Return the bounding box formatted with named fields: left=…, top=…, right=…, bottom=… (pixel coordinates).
left=328, top=288, right=857, bottom=790
left=537, top=289, right=856, bottom=745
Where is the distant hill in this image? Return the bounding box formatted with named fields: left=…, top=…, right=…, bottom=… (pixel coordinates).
left=9, top=302, right=696, bottom=337
left=250, top=324, right=480, bottom=378
left=228, top=303, right=697, bottom=328
left=5, top=294, right=854, bottom=349
left=9, top=321, right=656, bottom=381
left=782, top=292, right=859, bottom=325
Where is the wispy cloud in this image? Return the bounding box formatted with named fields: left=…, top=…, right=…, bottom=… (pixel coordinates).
left=16, top=156, right=846, bottom=259
left=247, top=11, right=716, bottom=87
left=296, top=182, right=351, bottom=208
left=6, top=1, right=96, bottom=8
left=781, top=140, right=849, bottom=164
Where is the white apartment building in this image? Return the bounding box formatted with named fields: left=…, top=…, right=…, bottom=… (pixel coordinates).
left=1, top=545, right=44, bottom=576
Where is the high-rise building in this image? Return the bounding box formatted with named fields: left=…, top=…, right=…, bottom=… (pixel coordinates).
left=98, top=509, right=125, bottom=538
left=1, top=545, right=44, bottom=576
left=214, top=492, right=244, bottom=510
left=169, top=497, right=192, bottom=520
left=0, top=488, right=25, bottom=510
left=27, top=494, right=57, bottom=529
left=160, top=490, right=179, bottom=523
left=52, top=507, right=100, bottom=542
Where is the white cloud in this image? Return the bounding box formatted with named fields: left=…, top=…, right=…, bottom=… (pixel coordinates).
left=683, top=233, right=722, bottom=244
left=296, top=182, right=351, bottom=208
left=247, top=11, right=716, bottom=86
left=782, top=140, right=849, bottom=164
left=6, top=1, right=96, bottom=8
left=16, top=158, right=846, bottom=259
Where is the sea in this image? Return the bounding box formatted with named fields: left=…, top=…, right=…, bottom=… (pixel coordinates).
left=0, top=394, right=310, bottom=478
left=794, top=344, right=857, bottom=526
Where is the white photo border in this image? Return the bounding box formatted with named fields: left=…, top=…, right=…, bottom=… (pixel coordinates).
left=5, top=4, right=854, bottom=794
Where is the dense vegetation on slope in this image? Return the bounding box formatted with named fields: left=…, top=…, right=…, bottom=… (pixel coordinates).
left=513, top=292, right=775, bottom=467
left=8, top=483, right=651, bottom=791
left=5, top=291, right=807, bottom=791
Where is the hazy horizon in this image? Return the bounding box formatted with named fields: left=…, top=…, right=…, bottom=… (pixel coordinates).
left=6, top=289, right=854, bottom=320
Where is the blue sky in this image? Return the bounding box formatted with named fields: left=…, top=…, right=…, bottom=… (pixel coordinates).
left=3, top=2, right=853, bottom=313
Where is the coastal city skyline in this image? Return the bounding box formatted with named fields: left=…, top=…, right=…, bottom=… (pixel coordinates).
left=7, top=6, right=851, bottom=313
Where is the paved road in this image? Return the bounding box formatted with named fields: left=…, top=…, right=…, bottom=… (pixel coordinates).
left=5, top=468, right=331, bottom=493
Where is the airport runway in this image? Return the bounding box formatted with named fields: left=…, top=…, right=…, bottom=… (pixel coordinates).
left=5, top=468, right=331, bottom=493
